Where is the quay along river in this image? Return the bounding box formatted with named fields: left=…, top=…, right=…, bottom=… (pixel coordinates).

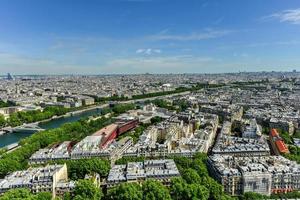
left=0, top=108, right=102, bottom=148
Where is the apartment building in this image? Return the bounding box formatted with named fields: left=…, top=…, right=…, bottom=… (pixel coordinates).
left=0, top=164, right=73, bottom=198
left=106, top=159, right=180, bottom=187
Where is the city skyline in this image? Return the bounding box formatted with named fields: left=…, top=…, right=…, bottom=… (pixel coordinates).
left=1, top=0, right=300, bottom=74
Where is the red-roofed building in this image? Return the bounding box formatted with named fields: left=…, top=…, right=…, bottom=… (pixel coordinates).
left=269, top=129, right=289, bottom=155
left=270, top=129, right=279, bottom=137
left=275, top=140, right=289, bottom=154
left=93, top=124, right=118, bottom=148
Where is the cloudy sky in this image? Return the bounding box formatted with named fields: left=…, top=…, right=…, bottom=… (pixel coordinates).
left=0, top=0, right=300, bottom=74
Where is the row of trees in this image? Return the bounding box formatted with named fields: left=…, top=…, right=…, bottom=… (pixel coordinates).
left=0, top=103, right=135, bottom=178
left=241, top=191, right=300, bottom=200
left=0, top=114, right=5, bottom=128
left=0, top=188, right=52, bottom=200
left=90, top=83, right=224, bottom=103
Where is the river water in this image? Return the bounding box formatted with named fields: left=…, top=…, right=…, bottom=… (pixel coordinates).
left=0, top=108, right=102, bottom=148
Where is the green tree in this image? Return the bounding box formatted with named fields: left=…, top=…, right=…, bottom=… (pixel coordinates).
left=294, top=130, right=300, bottom=138
left=207, top=178, right=224, bottom=200
left=0, top=100, right=15, bottom=108
left=58, top=158, right=110, bottom=180
left=142, top=179, right=171, bottom=200
left=170, top=178, right=209, bottom=200
left=74, top=179, right=102, bottom=200
left=0, top=114, right=5, bottom=128
left=150, top=116, right=163, bottom=124
left=8, top=114, right=22, bottom=127
left=279, top=130, right=293, bottom=144
left=191, top=158, right=208, bottom=177
left=33, top=192, right=52, bottom=200
left=241, top=192, right=267, bottom=200
left=112, top=103, right=135, bottom=114
left=182, top=168, right=202, bottom=184
left=106, top=183, right=143, bottom=200
left=170, top=178, right=187, bottom=200
left=62, top=192, right=72, bottom=200
left=186, top=184, right=209, bottom=200
left=0, top=188, right=32, bottom=200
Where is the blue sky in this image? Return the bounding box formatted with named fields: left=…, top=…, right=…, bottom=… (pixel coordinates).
left=0, top=0, right=300, bottom=74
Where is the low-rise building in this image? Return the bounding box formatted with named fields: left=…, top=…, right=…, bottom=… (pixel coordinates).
left=212, top=121, right=270, bottom=157
left=29, top=141, right=72, bottom=164
left=106, top=159, right=180, bottom=187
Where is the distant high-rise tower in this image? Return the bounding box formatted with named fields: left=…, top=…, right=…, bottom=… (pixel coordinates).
left=7, top=73, right=14, bottom=80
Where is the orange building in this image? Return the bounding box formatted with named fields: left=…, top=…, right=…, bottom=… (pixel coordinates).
left=269, top=129, right=289, bottom=155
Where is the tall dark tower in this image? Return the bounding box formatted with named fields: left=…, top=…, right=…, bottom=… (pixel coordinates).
left=7, top=73, right=13, bottom=80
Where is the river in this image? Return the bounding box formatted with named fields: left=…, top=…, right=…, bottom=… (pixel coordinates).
left=0, top=108, right=102, bottom=148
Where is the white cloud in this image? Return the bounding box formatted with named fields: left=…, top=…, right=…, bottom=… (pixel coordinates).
left=135, top=48, right=161, bottom=55
left=149, top=29, right=234, bottom=41
left=264, top=8, right=300, bottom=24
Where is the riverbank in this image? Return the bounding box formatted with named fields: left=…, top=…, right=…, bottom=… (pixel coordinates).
left=0, top=106, right=106, bottom=148
left=34, top=103, right=109, bottom=126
